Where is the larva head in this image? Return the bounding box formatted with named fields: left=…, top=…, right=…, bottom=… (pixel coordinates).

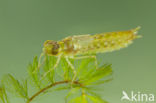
left=43, top=40, right=60, bottom=56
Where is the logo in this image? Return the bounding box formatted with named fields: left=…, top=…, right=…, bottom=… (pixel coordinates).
left=121, top=91, right=155, bottom=102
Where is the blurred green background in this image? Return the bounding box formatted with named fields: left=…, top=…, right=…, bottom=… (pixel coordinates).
left=0, top=0, right=156, bottom=103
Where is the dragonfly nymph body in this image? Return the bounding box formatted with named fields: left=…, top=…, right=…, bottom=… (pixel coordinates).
left=44, top=27, right=141, bottom=57
left=41, top=27, right=141, bottom=81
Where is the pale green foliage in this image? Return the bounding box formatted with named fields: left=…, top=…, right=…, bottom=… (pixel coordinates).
left=2, top=75, right=28, bottom=100
left=28, top=56, right=42, bottom=89
left=0, top=55, right=112, bottom=103
left=43, top=55, right=56, bottom=83
left=0, top=86, right=9, bottom=103
left=68, top=95, right=108, bottom=103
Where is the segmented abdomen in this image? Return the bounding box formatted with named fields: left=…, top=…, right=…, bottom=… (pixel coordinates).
left=75, top=27, right=141, bottom=55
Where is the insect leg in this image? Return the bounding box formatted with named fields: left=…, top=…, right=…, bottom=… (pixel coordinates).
left=41, top=54, right=62, bottom=80
left=33, top=52, right=45, bottom=73
left=65, top=57, right=77, bottom=84
left=73, top=55, right=98, bottom=69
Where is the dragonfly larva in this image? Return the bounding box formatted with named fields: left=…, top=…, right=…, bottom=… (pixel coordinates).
left=39, top=27, right=141, bottom=81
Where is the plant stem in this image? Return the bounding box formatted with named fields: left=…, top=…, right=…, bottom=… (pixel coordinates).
left=26, top=80, right=83, bottom=103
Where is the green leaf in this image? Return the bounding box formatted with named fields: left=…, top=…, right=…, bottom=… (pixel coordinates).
left=28, top=56, right=41, bottom=89
left=60, top=58, right=73, bottom=80
left=76, top=58, right=95, bottom=80
left=87, top=95, right=108, bottom=103
left=0, top=86, right=9, bottom=103
left=90, top=78, right=113, bottom=85
left=2, top=74, right=28, bottom=100
left=66, top=87, right=81, bottom=98
left=65, top=87, right=81, bottom=102
left=80, top=64, right=112, bottom=85
left=46, top=85, right=71, bottom=94
left=0, top=52, right=113, bottom=103
left=54, top=85, right=70, bottom=91
left=43, top=55, right=56, bottom=83
left=68, top=95, right=88, bottom=103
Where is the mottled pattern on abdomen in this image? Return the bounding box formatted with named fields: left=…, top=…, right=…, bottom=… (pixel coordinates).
left=75, top=29, right=139, bottom=55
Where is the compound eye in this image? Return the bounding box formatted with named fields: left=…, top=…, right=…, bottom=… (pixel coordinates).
left=51, top=43, right=60, bottom=55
